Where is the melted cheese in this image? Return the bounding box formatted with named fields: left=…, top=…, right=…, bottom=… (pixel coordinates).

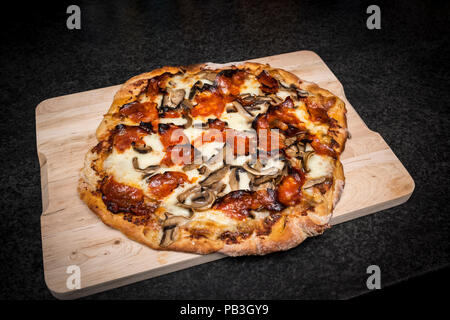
left=222, top=108, right=252, bottom=131
left=307, top=153, right=333, bottom=179
left=241, top=76, right=261, bottom=96
left=293, top=103, right=328, bottom=135
left=238, top=170, right=252, bottom=190
left=159, top=117, right=187, bottom=126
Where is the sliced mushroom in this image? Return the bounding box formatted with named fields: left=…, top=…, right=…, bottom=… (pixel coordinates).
left=197, top=165, right=211, bottom=176
left=181, top=99, right=194, bottom=110
left=285, top=144, right=299, bottom=158
left=284, top=136, right=298, bottom=147
left=170, top=89, right=185, bottom=106
left=163, top=215, right=190, bottom=228
left=229, top=167, right=240, bottom=191
left=254, top=95, right=272, bottom=102
left=232, top=101, right=254, bottom=121
left=200, top=165, right=230, bottom=187
left=160, top=228, right=174, bottom=247
left=198, top=71, right=217, bottom=82
left=269, top=94, right=283, bottom=105
left=177, top=185, right=201, bottom=203
left=252, top=173, right=277, bottom=186
left=239, top=93, right=252, bottom=99
left=182, top=163, right=200, bottom=172
left=162, top=89, right=186, bottom=109
left=132, top=143, right=153, bottom=154
left=226, top=104, right=238, bottom=113
left=303, top=177, right=327, bottom=189
left=210, top=182, right=227, bottom=195
left=288, top=157, right=303, bottom=170
left=178, top=188, right=216, bottom=210
left=242, top=160, right=279, bottom=176
left=182, top=112, right=193, bottom=129
left=301, top=151, right=315, bottom=172
left=132, top=157, right=159, bottom=173
left=205, top=148, right=224, bottom=165
left=295, top=88, right=309, bottom=98
left=274, top=163, right=288, bottom=185
left=188, top=80, right=203, bottom=100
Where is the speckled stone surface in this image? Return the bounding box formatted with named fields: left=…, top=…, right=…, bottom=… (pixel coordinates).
left=0, top=0, right=448, bottom=299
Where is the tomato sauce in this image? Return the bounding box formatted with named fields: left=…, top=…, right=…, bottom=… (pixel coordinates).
left=191, top=89, right=228, bottom=118
left=160, top=144, right=195, bottom=166
left=119, top=101, right=159, bottom=125
left=113, top=126, right=148, bottom=153
left=147, top=171, right=189, bottom=199
left=276, top=168, right=304, bottom=206
left=214, top=189, right=283, bottom=219
left=158, top=124, right=189, bottom=149
left=101, top=177, right=157, bottom=215
left=257, top=70, right=279, bottom=94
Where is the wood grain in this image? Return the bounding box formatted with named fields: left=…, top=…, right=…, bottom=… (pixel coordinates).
left=36, top=50, right=414, bottom=299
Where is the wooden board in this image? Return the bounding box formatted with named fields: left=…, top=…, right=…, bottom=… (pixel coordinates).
left=36, top=50, right=414, bottom=299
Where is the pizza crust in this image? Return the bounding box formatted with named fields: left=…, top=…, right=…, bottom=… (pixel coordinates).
left=78, top=62, right=348, bottom=256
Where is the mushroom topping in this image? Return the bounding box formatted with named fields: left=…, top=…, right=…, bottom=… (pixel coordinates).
left=301, top=151, right=315, bottom=173
left=200, top=165, right=230, bottom=187
left=132, top=143, right=153, bottom=154
left=303, top=177, right=327, bottom=189
left=284, top=136, right=298, bottom=147
left=159, top=212, right=190, bottom=247
left=210, top=182, right=227, bottom=196
left=232, top=101, right=254, bottom=121
left=285, top=144, right=299, bottom=158
left=197, top=165, right=211, bottom=176
left=269, top=94, right=283, bottom=105
left=205, top=148, right=224, bottom=165
left=252, top=173, right=277, bottom=186
left=132, top=157, right=159, bottom=174
left=295, top=88, right=309, bottom=98
left=177, top=185, right=201, bottom=203
left=226, top=104, right=237, bottom=113
left=198, top=71, right=217, bottom=82
left=162, top=214, right=190, bottom=228
left=182, top=163, right=200, bottom=172
left=242, top=160, right=279, bottom=176
left=160, top=227, right=176, bottom=247
left=181, top=99, right=194, bottom=110
left=169, top=89, right=185, bottom=106
left=188, top=80, right=207, bottom=100
left=177, top=188, right=216, bottom=211
left=229, top=167, right=240, bottom=191
left=182, top=112, right=193, bottom=129
left=162, top=89, right=186, bottom=109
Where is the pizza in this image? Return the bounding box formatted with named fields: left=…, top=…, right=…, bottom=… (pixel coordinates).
left=78, top=62, right=348, bottom=256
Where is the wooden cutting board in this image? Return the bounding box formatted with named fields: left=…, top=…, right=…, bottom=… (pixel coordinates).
left=36, top=50, right=414, bottom=299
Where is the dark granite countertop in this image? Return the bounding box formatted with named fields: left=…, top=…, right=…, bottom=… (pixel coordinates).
left=0, top=0, right=448, bottom=299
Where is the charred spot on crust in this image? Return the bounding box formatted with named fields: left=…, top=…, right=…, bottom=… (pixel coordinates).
left=257, top=70, right=279, bottom=94
left=219, top=230, right=251, bottom=244
left=214, top=189, right=284, bottom=219
left=216, top=69, right=239, bottom=79
left=92, top=141, right=105, bottom=154
left=256, top=213, right=282, bottom=236
left=100, top=176, right=158, bottom=216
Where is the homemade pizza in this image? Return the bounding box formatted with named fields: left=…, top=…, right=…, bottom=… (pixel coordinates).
left=78, top=62, right=348, bottom=256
